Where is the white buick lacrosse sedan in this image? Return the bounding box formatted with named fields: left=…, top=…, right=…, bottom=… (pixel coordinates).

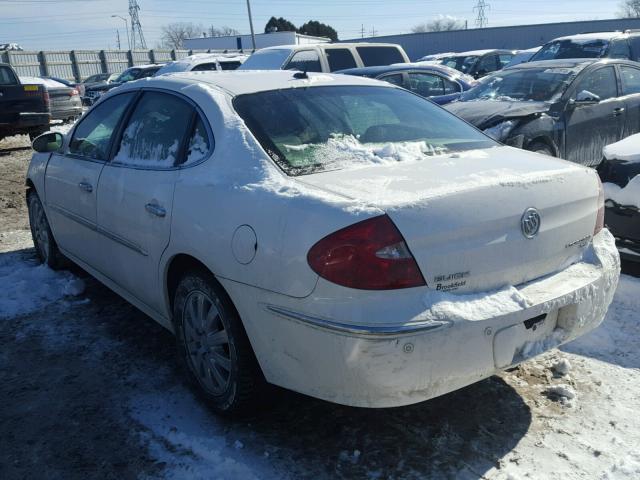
left=26, top=71, right=620, bottom=414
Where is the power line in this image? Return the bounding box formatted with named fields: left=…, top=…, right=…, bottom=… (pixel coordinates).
left=129, top=0, right=147, bottom=49
left=473, top=0, right=490, bottom=28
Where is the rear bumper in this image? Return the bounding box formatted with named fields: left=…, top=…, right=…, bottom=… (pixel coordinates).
left=223, top=229, right=620, bottom=408
left=50, top=106, right=82, bottom=121
left=0, top=112, right=50, bottom=132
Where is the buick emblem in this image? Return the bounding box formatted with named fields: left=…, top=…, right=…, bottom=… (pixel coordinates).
left=521, top=208, right=541, bottom=239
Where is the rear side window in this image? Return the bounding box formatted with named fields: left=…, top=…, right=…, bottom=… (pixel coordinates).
left=356, top=47, right=404, bottom=67
left=69, top=93, right=135, bottom=160
left=185, top=115, right=211, bottom=165
left=443, top=77, right=461, bottom=94
left=574, top=66, right=618, bottom=101
left=285, top=50, right=322, bottom=72
left=407, top=72, right=445, bottom=97
left=326, top=48, right=357, bottom=71
left=0, top=66, right=17, bottom=85
left=192, top=62, right=217, bottom=72
left=621, top=66, right=640, bottom=95
left=218, top=61, right=241, bottom=70
left=114, top=92, right=194, bottom=168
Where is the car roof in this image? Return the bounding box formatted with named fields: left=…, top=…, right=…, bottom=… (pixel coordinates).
left=259, top=43, right=403, bottom=51
left=550, top=32, right=622, bottom=42
left=336, top=62, right=462, bottom=77
left=442, top=49, right=513, bottom=57
left=124, top=70, right=392, bottom=97
left=507, top=58, right=598, bottom=70
left=126, top=63, right=164, bottom=70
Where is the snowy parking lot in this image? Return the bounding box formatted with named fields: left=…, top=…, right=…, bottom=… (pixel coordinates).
left=1, top=136, right=639, bottom=480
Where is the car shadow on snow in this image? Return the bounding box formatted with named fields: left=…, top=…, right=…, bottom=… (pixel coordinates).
left=0, top=250, right=533, bottom=480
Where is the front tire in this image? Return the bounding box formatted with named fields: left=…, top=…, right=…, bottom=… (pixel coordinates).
left=27, top=191, right=65, bottom=269
left=173, top=270, right=267, bottom=415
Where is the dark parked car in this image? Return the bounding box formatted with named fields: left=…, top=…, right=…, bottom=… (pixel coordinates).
left=0, top=64, right=50, bottom=141
left=82, top=73, right=111, bottom=85
left=446, top=59, right=640, bottom=166
left=336, top=63, right=477, bottom=104
left=597, top=134, right=640, bottom=262
left=84, top=64, right=163, bottom=105
left=438, top=49, right=516, bottom=79
left=531, top=31, right=640, bottom=62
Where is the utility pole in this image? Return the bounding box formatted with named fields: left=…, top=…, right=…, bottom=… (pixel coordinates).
left=128, top=0, right=147, bottom=50
left=116, top=29, right=121, bottom=50
left=246, top=0, right=256, bottom=50
left=361, top=24, right=365, bottom=38
left=473, top=0, right=490, bottom=28
left=370, top=26, right=377, bottom=37
left=112, top=15, right=130, bottom=50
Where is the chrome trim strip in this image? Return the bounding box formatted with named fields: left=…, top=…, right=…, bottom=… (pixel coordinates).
left=264, top=304, right=451, bottom=337
left=47, top=203, right=148, bottom=256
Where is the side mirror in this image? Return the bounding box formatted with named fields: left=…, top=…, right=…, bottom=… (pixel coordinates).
left=32, top=131, right=64, bottom=153
left=573, top=90, right=601, bottom=105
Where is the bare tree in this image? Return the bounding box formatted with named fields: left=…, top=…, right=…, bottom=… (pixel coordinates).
left=159, top=22, right=204, bottom=49
left=208, top=25, right=241, bottom=37
left=412, top=15, right=465, bottom=33
left=619, top=0, right=640, bottom=17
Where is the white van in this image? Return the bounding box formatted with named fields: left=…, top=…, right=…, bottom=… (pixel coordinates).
left=238, top=43, right=410, bottom=73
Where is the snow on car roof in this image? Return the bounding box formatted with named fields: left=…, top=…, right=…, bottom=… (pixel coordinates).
left=604, top=133, right=640, bottom=162
left=552, top=32, right=621, bottom=43
left=443, top=49, right=502, bottom=57
left=151, top=70, right=391, bottom=96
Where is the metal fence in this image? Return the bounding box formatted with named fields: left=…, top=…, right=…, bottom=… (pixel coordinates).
left=0, top=48, right=239, bottom=81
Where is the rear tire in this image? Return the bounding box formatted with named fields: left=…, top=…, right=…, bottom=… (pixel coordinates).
left=527, top=141, right=554, bottom=157
left=27, top=191, right=66, bottom=269
left=173, top=269, right=268, bottom=415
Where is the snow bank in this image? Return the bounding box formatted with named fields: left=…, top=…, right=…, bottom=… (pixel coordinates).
left=603, top=177, right=640, bottom=208
left=0, top=252, right=84, bottom=318
left=603, top=133, right=640, bottom=163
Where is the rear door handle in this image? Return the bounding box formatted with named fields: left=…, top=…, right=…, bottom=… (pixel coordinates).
left=78, top=181, right=93, bottom=193
left=145, top=203, right=166, bottom=217
left=613, top=107, right=625, bottom=116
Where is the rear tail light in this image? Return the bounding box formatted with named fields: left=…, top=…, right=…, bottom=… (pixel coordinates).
left=307, top=215, right=426, bottom=290
left=594, top=176, right=605, bottom=236
left=43, top=90, right=50, bottom=110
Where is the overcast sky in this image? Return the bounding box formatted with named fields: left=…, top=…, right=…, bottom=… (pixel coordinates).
left=0, top=0, right=624, bottom=50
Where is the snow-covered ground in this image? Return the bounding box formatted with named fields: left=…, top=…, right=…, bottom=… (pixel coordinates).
left=1, top=230, right=639, bottom=479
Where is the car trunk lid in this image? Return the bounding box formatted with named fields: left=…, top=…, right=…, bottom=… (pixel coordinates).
left=298, top=146, right=599, bottom=292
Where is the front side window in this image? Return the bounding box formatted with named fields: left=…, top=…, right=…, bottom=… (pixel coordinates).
left=326, top=48, right=357, bottom=71
left=285, top=50, right=322, bottom=72
left=356, top=46, right=404, bottom=67
left=68, top=93, right=135, bottom=160
left=477, top=55, right=499, bottom=75
left=113, top=92, right=194, bottom=168
left=442, top=77, right=461, bottom=94
left=0, top=66, right=17, bottom=85
left=621, top=66, right=640, bottom=95
left=498, top=54, right=514, bottom=67
left=407, top=72, right=445, bottom=97
left=116, top=68, right=140, bottom=83
left=609, top=40, right=631, bottom=59
left=574, top=67, right=617, bottom=101
left=218, top=61, right=242, bottom=70
left=442, top=56, right=480, bottom=74
left=233, top=86, right=495, bottom=176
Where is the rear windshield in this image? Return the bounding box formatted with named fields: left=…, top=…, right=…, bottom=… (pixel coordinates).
left=460, top=67, right=576, bottom=102
left=532, top=39, right=610, bottom=61
left=233, top=85, right=495, bottom=176
left=356, top=46, right=405, bottom=66
left=239, top=49, right=292, bottom=70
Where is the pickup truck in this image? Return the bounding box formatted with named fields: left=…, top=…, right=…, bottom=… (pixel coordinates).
left=0, top=63, right=50, bottom=142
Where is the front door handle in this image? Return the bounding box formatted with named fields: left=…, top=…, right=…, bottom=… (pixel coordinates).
left=78, top=181, right=93, bottom=193
left=613, top=107, right=625, bottom=116
left=145, top=203, right=166, bottom=218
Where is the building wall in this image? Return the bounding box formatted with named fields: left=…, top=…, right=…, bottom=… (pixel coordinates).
left=343, top=18, right=640, bottom=60
left=184, top=32, right=329, bottom=51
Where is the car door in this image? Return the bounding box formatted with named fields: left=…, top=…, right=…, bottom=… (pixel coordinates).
left=618, top=64, right=640, bottom=138
left=564, top=66, right=625, bottom=166
left=44, top=92, right=135, bottom=265
left=95, top=90, right=199, bottom=313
